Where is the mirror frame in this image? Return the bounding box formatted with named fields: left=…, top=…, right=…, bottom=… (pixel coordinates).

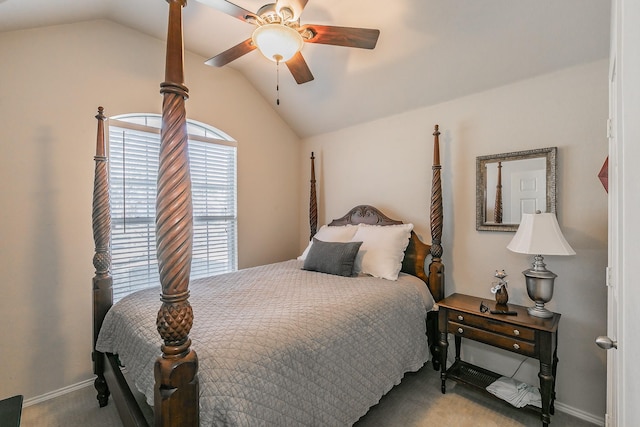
left=476, top=147, right=557, bottom=232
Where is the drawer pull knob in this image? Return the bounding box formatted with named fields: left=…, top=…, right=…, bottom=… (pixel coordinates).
left=458, top=315, right=464, bottom=321
left=513, top=329, right=520, bottom=336
left=458, top=327, right=464, bottom=334
left=513, top=343, right=520, bottom=350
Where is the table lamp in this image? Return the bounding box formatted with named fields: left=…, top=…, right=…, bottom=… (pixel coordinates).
left=507, top=212, right=575, bottom=318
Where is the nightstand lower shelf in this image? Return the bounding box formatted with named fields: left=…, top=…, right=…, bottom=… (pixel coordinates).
left=445, top=360, right=542, bottom=414
left=446, top=360, right=501, bottom=389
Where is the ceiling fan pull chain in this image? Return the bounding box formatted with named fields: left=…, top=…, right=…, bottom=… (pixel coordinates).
left=275, top=55, right=282, bottom=105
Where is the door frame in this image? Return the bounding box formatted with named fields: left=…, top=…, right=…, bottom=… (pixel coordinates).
left=608, top=0, right=640, bottom=425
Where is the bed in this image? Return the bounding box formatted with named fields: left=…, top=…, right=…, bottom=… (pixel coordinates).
left=90, top=1, right=445, bottom=426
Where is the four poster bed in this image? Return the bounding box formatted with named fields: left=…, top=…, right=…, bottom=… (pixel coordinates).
left=91, top=1, right=445, bottom=426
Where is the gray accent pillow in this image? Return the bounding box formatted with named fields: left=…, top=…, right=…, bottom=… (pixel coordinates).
left=303, top=238, right=363, bottom=277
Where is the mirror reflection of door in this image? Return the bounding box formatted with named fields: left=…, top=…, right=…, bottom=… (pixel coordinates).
left=509, top=169, right=547, bottom=222
left=485, top=157, right=546, bottom=224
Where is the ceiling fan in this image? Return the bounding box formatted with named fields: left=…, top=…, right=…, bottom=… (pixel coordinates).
left=197, top=0, right=380, bottom=84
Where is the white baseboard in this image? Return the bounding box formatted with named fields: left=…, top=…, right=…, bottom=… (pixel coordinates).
left=22, top=378, right=95, bottom=408
left=556, top=401, right=605, bottom=426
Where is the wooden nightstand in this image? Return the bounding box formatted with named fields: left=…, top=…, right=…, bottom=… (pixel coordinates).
left=438, top=293, right=560, bottom=427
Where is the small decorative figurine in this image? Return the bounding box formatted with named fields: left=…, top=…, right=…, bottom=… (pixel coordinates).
left=491, top=270, right=509, bottom=305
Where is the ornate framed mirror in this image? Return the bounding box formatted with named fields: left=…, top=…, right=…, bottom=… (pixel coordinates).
left=476, top=147, right=557, bottom=232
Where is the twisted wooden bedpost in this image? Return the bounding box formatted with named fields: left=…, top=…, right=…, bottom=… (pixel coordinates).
left=429, top=125, right=444, bottom=302
left=426, top=124, right=445, bottom=370
left=495, top=161, right=503, bottom=223
left=154, top=1, right=199, bottom=426
left=92, top=106, right=113, bottom=408
left=309, top=152, right=317, bottom=240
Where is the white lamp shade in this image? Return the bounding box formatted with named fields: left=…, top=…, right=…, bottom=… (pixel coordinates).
left=507, top=212, right=576, bottom=256
left=252, top=24, right=303, bottom=63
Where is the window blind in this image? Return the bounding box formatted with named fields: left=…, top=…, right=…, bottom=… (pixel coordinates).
left=108, top=115, right=237, bottom=302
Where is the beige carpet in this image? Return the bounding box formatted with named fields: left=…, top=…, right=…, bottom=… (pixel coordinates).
left=21, top=364, right=597, bottom=427
left=355, top=365, right=597, bottom=427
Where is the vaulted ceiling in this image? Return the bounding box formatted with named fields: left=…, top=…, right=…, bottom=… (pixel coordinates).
left=0, top=0, right=610, bottom=138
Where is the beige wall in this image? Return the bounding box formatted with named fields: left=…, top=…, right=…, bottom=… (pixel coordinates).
left=301, top=60, right=608, bottom=421
left=0, top=20, right=301, bottom=400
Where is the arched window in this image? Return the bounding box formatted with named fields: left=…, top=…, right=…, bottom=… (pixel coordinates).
left=108, top=114, right=237, bottom=301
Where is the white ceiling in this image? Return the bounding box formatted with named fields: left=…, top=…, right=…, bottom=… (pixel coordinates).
left=0, top=0, right=610, bottom=138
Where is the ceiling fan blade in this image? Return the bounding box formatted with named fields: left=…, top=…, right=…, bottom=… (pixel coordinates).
left=275, top=0, right=309, bottom=20
left=301, top=25, right=380, bottom=49
left=204, top=39, right=257, bottom=67
left=285, top=52, right=314, bottom=84
left=195, top=0, right=255, bottom=22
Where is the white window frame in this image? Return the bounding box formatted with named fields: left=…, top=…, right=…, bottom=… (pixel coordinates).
left=108, top=114, right=237, bottom=302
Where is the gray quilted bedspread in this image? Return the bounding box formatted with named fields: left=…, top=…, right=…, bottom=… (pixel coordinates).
left=96, top=260, right=431, bottom=426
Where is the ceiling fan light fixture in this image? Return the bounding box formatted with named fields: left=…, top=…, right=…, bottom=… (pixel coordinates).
left=252, top=23, right=303, bottom=63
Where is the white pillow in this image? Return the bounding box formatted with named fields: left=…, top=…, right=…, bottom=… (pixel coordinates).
left=298, top=224, right=359, bottom=260
left=350, top=223, right=414, bottom=280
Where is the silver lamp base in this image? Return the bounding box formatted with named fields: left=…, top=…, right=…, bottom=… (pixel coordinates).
left=523, top=255, right=557, bottom=318
left=527, top=302, right=554, bottom=318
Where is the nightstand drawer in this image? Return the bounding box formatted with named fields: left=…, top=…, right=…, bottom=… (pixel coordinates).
left=448, top=311, right=535, bottom=341
left=449, top=321, right=536, bottom=356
